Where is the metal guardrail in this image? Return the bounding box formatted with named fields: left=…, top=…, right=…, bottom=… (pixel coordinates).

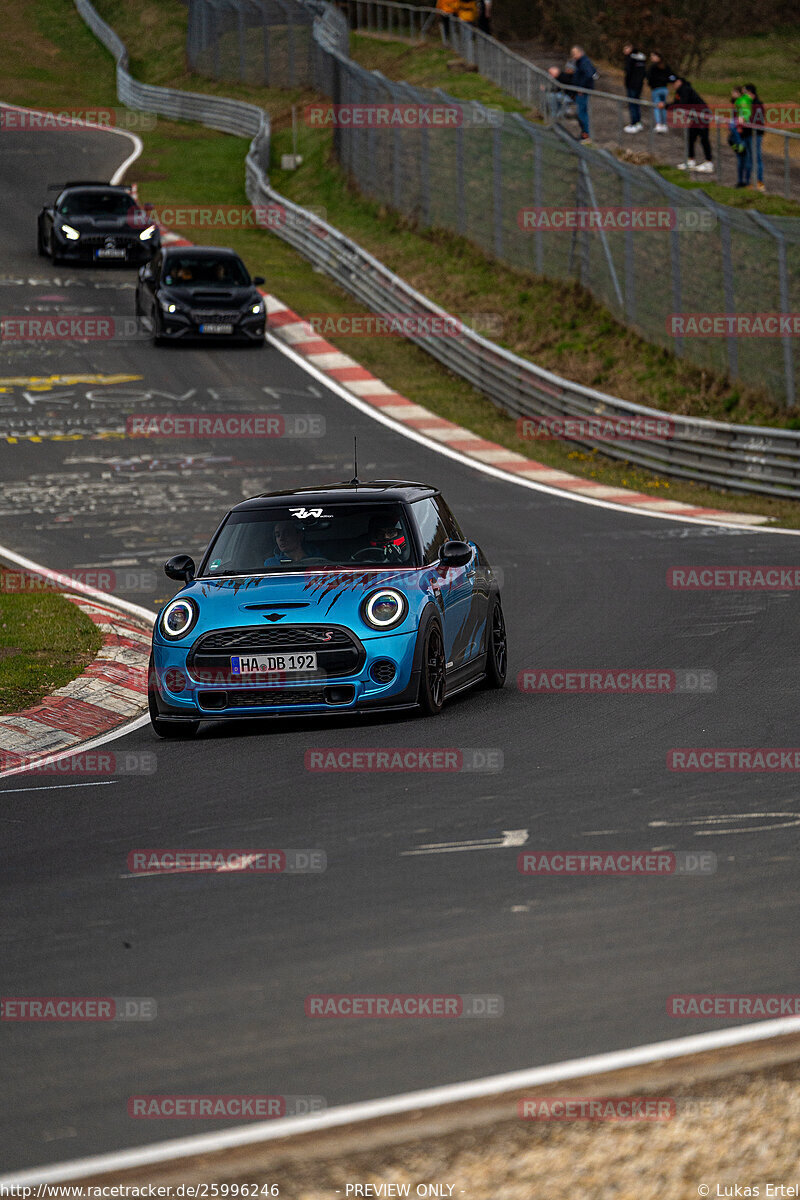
left=75, top=0, right=800, bottom=500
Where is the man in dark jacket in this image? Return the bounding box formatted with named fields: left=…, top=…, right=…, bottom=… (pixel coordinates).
left=623, top=43, right=647, bottom=132
left=667, top=78, right=714, bottom=172
left=570, top=45, right=597, bottom=141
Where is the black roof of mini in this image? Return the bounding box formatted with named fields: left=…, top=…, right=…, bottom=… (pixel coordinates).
left=232, top=481, right=438, bottom=511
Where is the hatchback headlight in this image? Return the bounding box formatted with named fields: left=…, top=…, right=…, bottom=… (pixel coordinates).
left=361, top=588, right=407, bottom=630
left=250, top=300, right=264, bottom=315
left=61, top=224, right=80, bottom=241
left=160, top=597, right=198, bottom=639
left=159, top=296, right=180, bottom=314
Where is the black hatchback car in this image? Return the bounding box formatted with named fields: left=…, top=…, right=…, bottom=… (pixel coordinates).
left=135, top=246, right=266, bottom=345
left=37, top=181, right=160, bottom=266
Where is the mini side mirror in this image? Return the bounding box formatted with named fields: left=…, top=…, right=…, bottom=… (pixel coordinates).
left=439, top=540, right=472, bottom=568
left=252, top=275, right=265, bottom=286
left=164, top=554, right=195, bottom=583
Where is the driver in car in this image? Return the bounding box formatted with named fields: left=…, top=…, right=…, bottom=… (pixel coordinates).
left=365, top=516, right=408, bottom=561
left=264, top=520, right=324, bottom=567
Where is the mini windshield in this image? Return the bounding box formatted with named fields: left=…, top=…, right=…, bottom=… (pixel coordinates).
left=59, top=190, right=136, bottom=217
left=163, top=255, right=250, bottom=288
left=200, top=504, right=417, bottom=574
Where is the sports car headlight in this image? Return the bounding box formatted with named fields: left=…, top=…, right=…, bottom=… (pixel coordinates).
left=160, top=597, right=198, bottom=639
left=61, top=224, right=80, bottom=241
left=361, top=588, right=407, bottom=630
left=139, top=224, right=157, bottom=241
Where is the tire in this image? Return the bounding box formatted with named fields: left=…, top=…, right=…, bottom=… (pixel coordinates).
left=484, top=595, right=507, bottom=689
left=417, top=619, right=446, bottom=716
left=148, top=662, right=198, bottom=739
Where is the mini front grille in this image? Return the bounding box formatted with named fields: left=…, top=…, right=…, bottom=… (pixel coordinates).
left=198, top=627, right=352, bottom=651
left=188, top=625, right=364, bottom=684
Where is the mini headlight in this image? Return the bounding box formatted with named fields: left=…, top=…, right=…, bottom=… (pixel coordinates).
left=160, top=597, right=198, bottom=639
left=61, top=224, right=80, bottom=241
left=139, top=224, right=157, bottom=241
left=362, top=588, right=407, bottom=630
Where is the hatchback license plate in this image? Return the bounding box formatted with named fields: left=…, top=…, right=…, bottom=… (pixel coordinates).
left=231, top=653, right=318, bottom=674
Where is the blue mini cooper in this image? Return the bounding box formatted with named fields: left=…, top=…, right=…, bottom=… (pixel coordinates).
left=148, top=480, right=507, bottom=737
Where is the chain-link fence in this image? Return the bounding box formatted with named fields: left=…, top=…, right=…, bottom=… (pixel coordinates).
left=186, top=0, right=317, bottom=87
left=186, top=0, right=800, bottom=406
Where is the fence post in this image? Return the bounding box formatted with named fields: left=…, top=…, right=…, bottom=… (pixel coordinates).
left=236, top=0, right=246, bottom=81
left=621, top=175, right=636, bottom=324
left=493, top=120, right=503, bottom=259
left=456, top=120, right=466, bottom=236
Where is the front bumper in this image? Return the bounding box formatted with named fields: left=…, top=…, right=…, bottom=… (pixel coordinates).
left=157, top=312, right=266, bottom=342
left=150, top=627, right=421, bottom=720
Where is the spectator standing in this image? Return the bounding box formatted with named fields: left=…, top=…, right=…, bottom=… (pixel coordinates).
left=669, top=77, right=714, bottom=171
left=623, top=43, right=647, bottom=133
left=456, top=0, right=479, bottom=23
left=436, top=0, right=458, bottom=45
left=647, top=51, right=674, bottom=132
left=745, top=83, right=766, bottom=191
left=570, top=44, right=597, bottom=142
left=734, top=85, right=754, bottom=187
left=477, top=0, right=492, bottom=35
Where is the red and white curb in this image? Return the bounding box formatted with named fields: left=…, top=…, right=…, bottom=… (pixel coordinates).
left=0, top=594, right=151, bottom=775
left=141, top=195, right=769, bottom=528
left=263, top=298, right=768, bottom=526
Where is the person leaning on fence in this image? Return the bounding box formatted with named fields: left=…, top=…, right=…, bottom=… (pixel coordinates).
left=547, top=65, right=574, bottom=121
left=647, top=51, right=674, bottom=132
left=744, top=83, right=766, bottom=192
left=734, top=85, right=754, bottom=188
left=669, top=78, right=714, bottom=172
left=436, top=0, right=458, bottom=45
left=623, top=43, right=647, bottom=132
left=569, top=45, right=597, bottom=142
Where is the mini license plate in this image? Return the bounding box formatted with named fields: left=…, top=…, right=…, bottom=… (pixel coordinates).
left=200, top=323, right=234, bottom=334
left=231, top=653, right=318, bottom=674
left=95, top=247, right=126, bottom=259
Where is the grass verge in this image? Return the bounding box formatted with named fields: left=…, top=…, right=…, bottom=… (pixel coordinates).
left=3, top=0, right=800, bottom=525
left=0, top=592, right=102, bottom=715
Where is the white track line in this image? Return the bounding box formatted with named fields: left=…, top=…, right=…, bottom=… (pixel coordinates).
left=267, top=335, right=800, bottom=537
left=0, top=100, right=142, bottom=183
left=3, top=1017, right=799, bottom=1185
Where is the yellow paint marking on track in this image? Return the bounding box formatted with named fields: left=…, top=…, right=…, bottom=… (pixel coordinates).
left=0, top=374, right=142, bottom=389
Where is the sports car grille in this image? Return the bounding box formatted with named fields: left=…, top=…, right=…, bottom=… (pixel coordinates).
left=76, top=234, right=139, bottom=248
left=188, top=625, right=363, bottom=683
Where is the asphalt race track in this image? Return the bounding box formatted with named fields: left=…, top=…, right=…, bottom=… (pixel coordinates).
left=1, top=126, right=799, bottom=1172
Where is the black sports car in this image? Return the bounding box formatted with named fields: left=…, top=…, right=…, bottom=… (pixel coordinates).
left=135, top=246, right=266, bottom=345
left=37, top=181, right=160, bottom=266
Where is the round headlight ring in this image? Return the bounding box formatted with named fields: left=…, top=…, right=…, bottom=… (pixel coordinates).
left=362, top=588, right=407, bottom=630
left=160, top=597, right=198, bottom=639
